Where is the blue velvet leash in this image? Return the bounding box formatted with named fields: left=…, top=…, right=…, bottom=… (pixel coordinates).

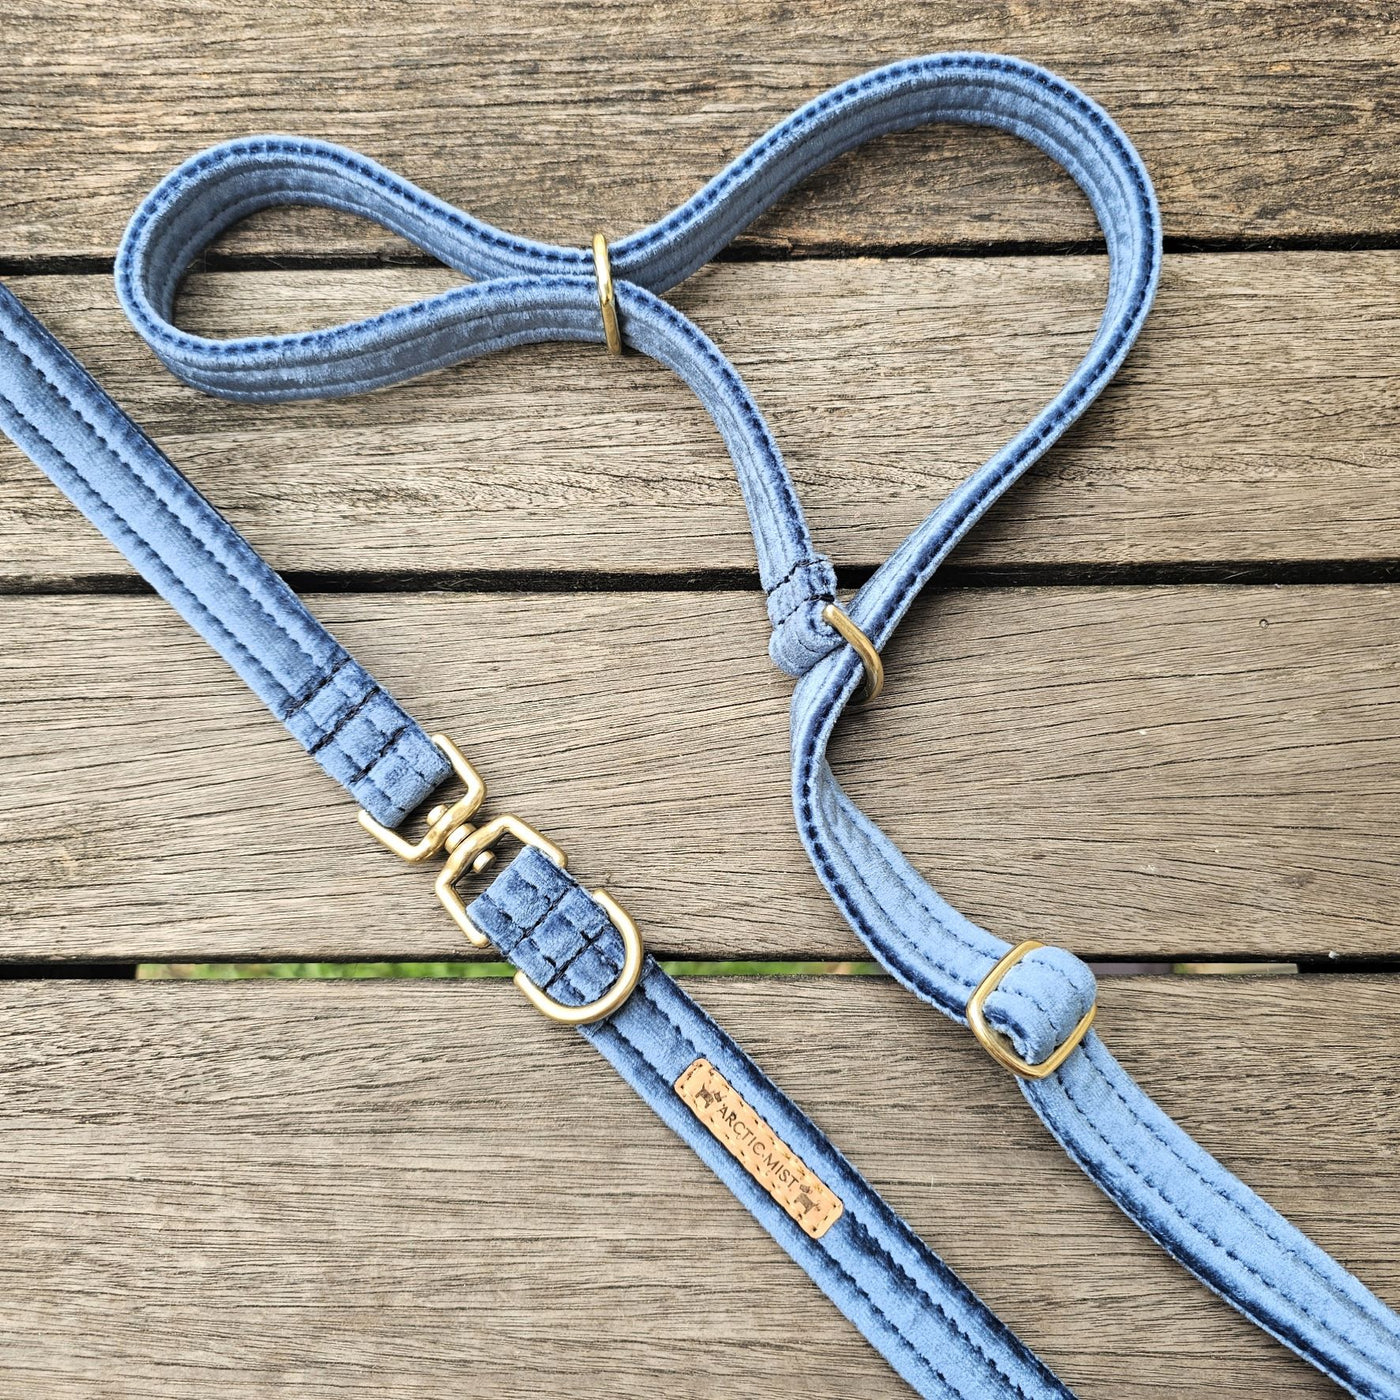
left=0, top=280, right=450, bottom=829
left=0, top=64, right=1085, bottom=1399
left=472, top=844, right=1066, bottom=1400
left=3, top=49, right=1395, bottom=1397
left=0, top=276, right=1069, bottom=1400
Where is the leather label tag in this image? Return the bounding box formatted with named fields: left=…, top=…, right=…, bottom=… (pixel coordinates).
left=674, top=1057, right=844, bottom=1240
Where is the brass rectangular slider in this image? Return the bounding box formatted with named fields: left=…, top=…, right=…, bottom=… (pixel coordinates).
left=965, top=940, right=1097, bottom=1079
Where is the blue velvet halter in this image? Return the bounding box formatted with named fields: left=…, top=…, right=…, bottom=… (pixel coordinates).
left=3, top=52, right=1396, bottom=1399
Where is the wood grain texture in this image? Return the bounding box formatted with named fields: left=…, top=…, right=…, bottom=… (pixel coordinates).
left=3, top=11, right=1397, bottom=1400
left=2, top=585, right=1395, bottom=962
left=5, top=1, right=1400, bottom=260
left=0, top=974, right=1395, bottom=1398
left=2, top=251, right=1399, bottom=582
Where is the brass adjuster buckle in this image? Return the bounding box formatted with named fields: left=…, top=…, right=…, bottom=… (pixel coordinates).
left=965, top=940, right=1097, bottom=1079
left=821, top=602, right=884, bottom=704
left=357, top=734, right=486, bottom=864
left=359, top=734, right=644, bottom=1025
left=591, top=232, right=622, bottom=356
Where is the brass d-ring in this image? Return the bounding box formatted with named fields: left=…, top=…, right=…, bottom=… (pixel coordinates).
left=822, top=603, right=884, bottom=703
left=592, top=232, right=622, bottom=355
left=513, top=889, right=645, bottom=1024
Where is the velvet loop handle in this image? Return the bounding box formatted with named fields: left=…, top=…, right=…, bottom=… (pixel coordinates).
left=115, top=52, right=1157, bottom=685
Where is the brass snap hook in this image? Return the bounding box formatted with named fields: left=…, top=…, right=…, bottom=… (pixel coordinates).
left=359, top=733, right=644, bottom=1026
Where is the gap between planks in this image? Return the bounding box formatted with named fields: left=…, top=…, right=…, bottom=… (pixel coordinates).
left=6, top=1, right=1400, bottom=257
left=2, top=252, right=1398, bottom=581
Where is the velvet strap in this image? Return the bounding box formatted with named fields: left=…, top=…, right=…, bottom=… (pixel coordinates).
left=0, top=273, right=1074, bottom=1400
left=0, top=64, right=1090, bottom=1392
left=0, top=279, right=448, bottom=827
left=471, top=845, right=1073, bottom=1400
left=12, top=48, right=1399, bottom=1398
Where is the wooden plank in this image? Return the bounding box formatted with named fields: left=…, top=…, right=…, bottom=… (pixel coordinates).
left=3, top=252, right=1399, bottom=582
left=0, top=973, right=1394, bottom=1397
left=2, top=585, right=1395, bottom=962
left=5, top=2, right=1399, bottom=260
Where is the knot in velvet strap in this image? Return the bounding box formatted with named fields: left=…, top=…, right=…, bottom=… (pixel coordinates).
left=37, top=46, right=1400, bottom=1399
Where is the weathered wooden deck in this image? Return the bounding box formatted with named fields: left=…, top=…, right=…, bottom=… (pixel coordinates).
left=2, top=4, right=1398, bottom=1396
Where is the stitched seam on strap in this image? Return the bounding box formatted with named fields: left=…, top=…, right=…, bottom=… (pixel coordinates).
left=0, top=380, right=412, bottom=814
left=545, top=898, right=611, bottom=986
left=1075, top=1040, right=1394, bottom=1351
left=602, top=990, right=969, bottom=1400
left=842, top=1215, right=1035, bottom=1400
left=0, top=372, right=415, bottom=813
left=765, top=555, right=826, bottom=598
left=475, top=870, right=571, bottom=956
left=305, top=683, right=383, bottom=756
left=540, top=911, right=611, bottom=995
left=770, top=579, right=837, bottom=628
left=793, top=63, right=1156, bottom=1024
left=294, top=664, right=442, bottom=797
left=130, top=266, right=571, bottom=361
left=622, top=57, right=1135, bottom=293
left=483, top=876, right=605, bottom=1009
left=127, top=250, right=815, bottom=582
left=801, top=770, right=1093, bottom=1041
left=474, top=871, right=1043, bottom=1397
left=164, top=273, right=569, bottom=367
left=315, top=674, right=444, bottom=795
left=0, top=383, right=294, bottom=707
left=506, top=866, right=613, bottom=994
left=796, top=766, right=1094, bottom=1041
left=346, top=723, right=412, bottom=785
left=687, top=63, right=1057, bottom=259
left=121, top=151, right=583, bottom=357
left=123, top=140, right=585, bottom=294
left=793, top=121, right=1149, bottom=973
left=545, top=916, right=1034, bottom=1400
left=291, top=659, right=372, bottom=749
left=623, top=287, right=808, bottom=538
left=282, top=652, right=352, bottom=718
left=362, top=725, right=447, bottom=794
left=0, top=320, right=325, bottom=693
left=809, top=791, right=999, bottom=1005
left=123, top=55, right=1056, bottom=306
left=301, top=681, right=425, bottom=797
left=1051, top=1079, right=1385, bottom=1400
left=866, top=85, right=1156, bottom=644
left=0, top=334, right=435, bottom=811
left=116, top=56, right=1149, bottom=678
left=621, top=56, right=1055, bottom=260
left=1056, top=1044, right=1394, bottom=1378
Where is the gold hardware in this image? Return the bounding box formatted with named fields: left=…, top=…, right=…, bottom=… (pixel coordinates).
left=513, top=889, right=646, bottom=1025
left=357, top=734, right=486, bottom=862
left=436, top=814, right=568, bottom=947
left=822, top=602, right=884, bottom=703
left=358, top=732, right=643, bottom=1024
left=592, top=232, right=622, bottom=355
left=965, top=939, right=1097, bottom=1079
